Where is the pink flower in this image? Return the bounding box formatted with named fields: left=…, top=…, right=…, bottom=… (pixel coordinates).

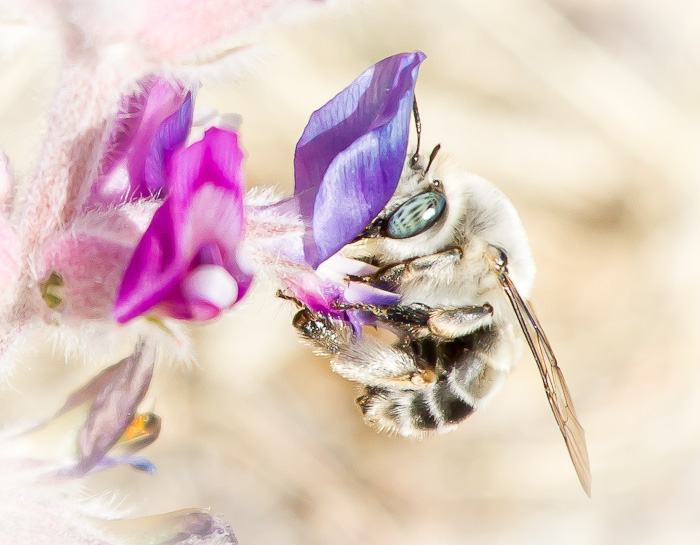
left=115, top=128, right=252, bottom=322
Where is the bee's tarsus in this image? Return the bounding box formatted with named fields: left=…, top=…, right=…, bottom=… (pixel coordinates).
left=276, top=290, right=305, bottom=309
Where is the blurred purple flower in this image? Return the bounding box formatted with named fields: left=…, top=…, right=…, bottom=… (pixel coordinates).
left=0, top=340, right=158, bottom=478
left=66, top=339, right=157, bottom=476
left=114, top=128, right=252, bottom=323
left=86, top=77, right=195, bottom=210
left=0, top=341, right=238, bottom=544
left=293, top=51, right=425, bottom=267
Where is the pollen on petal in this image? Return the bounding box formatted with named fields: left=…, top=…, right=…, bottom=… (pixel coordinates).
left=182, top=265, right=239, bottom=310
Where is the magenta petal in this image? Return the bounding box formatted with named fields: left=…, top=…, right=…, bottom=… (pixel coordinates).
left=86, top=77, right=194, bottom=209
left=294, top=51, right=425, bottom=267
left=282, top=254, right=401, bottom=335
left=114, top=128, right=252, bottom=323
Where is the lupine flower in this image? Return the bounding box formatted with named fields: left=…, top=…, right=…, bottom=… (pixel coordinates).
left=0, top=1, right=344, bottom=543
left=115, top=127, right=252, bottom=322
left=0, top=0, right=329, bottom=368
left=32, top=76, right=252, bottom=326
left=1, top=340, right=158, bottom=477
left=254, top=52, right=425, bottom=329
left=34, top=75, right=198, bottom=326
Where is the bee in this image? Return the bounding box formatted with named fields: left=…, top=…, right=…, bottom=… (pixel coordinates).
left=281, top=103, right=591, bottom=495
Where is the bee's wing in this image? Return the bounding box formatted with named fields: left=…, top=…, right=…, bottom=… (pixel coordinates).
left=500, top=272, right=592, bottom=497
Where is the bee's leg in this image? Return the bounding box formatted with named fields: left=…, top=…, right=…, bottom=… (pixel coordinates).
left=276, top=290, right=347, bottom=353
left=336, top=300, right=493, bottom=339
left=279, top=294, right=434, bottom=387
left=426, top=304, right=493, bottom=338
left=275, top=290, right=305, bottom=309
left=350, top=247, right=462, bottom=288
left=290, top=306, right=352, bottom=356
left=334, top=301, right=433, bottom=327
left=331, top=332, right=437, bottom=389
left=405, top=246, right=462, bottom=274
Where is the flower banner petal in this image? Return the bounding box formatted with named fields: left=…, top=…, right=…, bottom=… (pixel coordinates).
left=294, top=51, right=425, bottom=267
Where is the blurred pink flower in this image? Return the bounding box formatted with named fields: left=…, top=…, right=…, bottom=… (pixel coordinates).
left=0, top=0, right=329, bottom=368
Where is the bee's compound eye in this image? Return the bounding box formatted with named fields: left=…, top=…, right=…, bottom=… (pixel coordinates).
left=385, top=192, right=446, bottom=239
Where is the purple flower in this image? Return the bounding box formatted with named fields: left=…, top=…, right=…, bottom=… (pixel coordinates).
left=0, top=342, right=238, bottom=544
left=0, top=340, right=158, bottom=477
left=261, top=52, right=424, bottom=330
left=281, top=254, right=400, bottom=333
left=86, top=76, right=194, bottom=210
left=294, top=51, right=425, bottom=267
left=67, top=340, right=157, bottom=476
left=114, top=127, right=252, bottom=323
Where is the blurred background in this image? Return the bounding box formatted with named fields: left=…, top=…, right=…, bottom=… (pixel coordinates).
left=2, top=0, right=700, bottom=543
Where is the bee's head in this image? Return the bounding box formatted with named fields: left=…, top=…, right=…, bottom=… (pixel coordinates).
left=345, top=150, right=536, bottom=299
left=348, top=148, right=467, bottom=262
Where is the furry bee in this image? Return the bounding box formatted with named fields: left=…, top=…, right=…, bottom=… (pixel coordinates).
left=280, top=107, right=591, bottom=495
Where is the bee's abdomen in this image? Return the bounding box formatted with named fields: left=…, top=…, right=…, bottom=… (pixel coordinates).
left=356, top=331, right=505, bottom=436
left=434, top=381, right=475, bottom=423
left=356, top=379, right=476, bottom=436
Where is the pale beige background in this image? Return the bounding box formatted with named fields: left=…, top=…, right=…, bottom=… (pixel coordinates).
left=2, top=0, right=700, bottom=543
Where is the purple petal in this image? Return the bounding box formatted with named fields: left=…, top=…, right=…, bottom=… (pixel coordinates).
left=72, top=340, right=155, bottom=476
left=173, top=511, right=234, bottom=542
left=135, top=510, right=237, bottom=545
left=282, top=254, right=401, bottom=334
left=126, top=456, right=157, bottom=474
left=114, top=127, right=252, bottom=322
left=89, top=454, right=157, bottom=475
left=144, top=92, right=195, bottom=195
left=55, top=361, right=127, bottom=418
left=294, top=51, right=425, bottom=267
left=86, top=77, right=194, bottom=209
left=343, top=281, right=401, bottom=307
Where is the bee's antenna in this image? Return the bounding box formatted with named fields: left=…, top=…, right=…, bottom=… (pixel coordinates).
left=410, top=96, right=422, bottom=168
left=426, top=143, right=441, bottom=173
